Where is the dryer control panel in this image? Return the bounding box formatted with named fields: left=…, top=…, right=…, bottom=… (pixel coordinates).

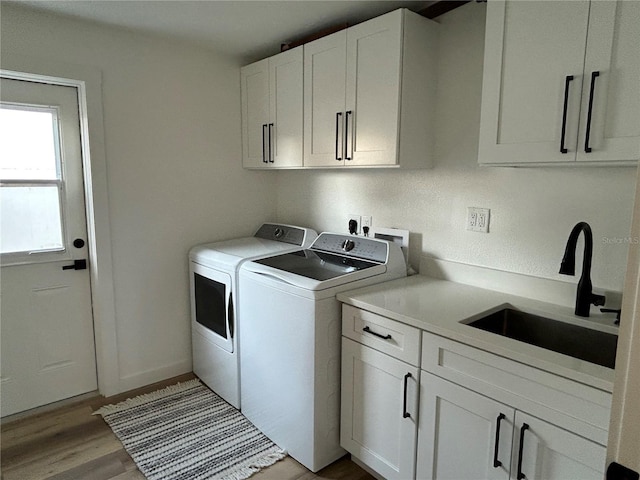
left=255, top=223, right=308, bottom=246
left=310, top=233, right=389, bottom=263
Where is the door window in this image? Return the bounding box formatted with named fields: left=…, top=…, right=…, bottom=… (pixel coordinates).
left=0, top=104, right=65, bottom=255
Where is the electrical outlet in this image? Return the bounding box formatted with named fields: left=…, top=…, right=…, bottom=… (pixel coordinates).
left=361, top=215, right=372, bottom=236
left=348, top=214, right=361, bottom=235
left=467, top=207, right=490, bottom=233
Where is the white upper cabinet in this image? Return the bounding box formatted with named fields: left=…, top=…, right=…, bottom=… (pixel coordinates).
left=241, top=58, right=269, bottom=168
left=479, top=0, right=640, bottom=166
left=304, top=9, right=439, bottom=168
left=303, top=30, right=348, bottom=167
left=578, top=0, right=640, bottom=164
left=241, top=47, right=303, bottom=168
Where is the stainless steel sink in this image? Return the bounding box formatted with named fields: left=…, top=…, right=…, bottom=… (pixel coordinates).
left=467, top=308, right=618, bottom=369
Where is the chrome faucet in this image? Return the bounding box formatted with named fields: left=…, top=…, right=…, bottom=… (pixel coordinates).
left=559, top=222, right=606, bottom=317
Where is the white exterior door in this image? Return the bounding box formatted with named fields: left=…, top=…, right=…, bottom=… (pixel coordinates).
left=345, top=10, right=402, bottom=167
left=576, top=0, right=640, bottom=163
left=341, top=337, right=419, bottom=480
left=417, top=372, right=514, bottom=480
left=303, top=29, right=347, bottom=167
left=0, top=78, right=97, bottom=417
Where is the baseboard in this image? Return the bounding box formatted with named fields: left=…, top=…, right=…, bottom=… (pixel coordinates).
left=350, top=455, right=386, bottom=480
left=115, top=359, right=192, bottom=395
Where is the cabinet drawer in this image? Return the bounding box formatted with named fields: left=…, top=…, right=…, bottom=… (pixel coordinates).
left=421, top=332, right=612, bottom=444
left=342, top=305, right=421, bottom=366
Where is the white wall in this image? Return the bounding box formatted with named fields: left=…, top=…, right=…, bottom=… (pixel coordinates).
left=276, top=2, right=636, bottom=294
left=1, top=4, right=277, bottom=393
left=2, top=1, right=635, bottom=398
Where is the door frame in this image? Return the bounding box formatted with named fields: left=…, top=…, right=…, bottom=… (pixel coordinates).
left=1, top=57, right=119, bottom=397
left=607, top=165, right=640, bottom=473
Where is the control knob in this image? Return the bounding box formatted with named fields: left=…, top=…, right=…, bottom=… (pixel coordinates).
left=274, top=228, right=285, bottom=238
left=342, top=239, right=355, bottom=252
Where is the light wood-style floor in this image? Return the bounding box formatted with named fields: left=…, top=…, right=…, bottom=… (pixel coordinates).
left=1, top=374, right=375, bottom=480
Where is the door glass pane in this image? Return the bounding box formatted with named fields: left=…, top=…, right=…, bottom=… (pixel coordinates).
left=0, top=105, right=64, bottom=255
left=0, top=186, right=63, bottom=254
left=0, top=106, right=59, bottom=180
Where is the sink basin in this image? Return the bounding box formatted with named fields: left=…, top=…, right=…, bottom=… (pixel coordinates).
left=467, top=308, right=618, bottom=369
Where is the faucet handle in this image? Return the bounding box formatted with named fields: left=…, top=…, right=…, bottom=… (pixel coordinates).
left=600, top=307, right=621, bottom=325
left=592, top=294, right=606, bottom=307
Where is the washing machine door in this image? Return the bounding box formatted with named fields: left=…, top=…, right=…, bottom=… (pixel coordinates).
left=190, top=262, right=234, bottom=353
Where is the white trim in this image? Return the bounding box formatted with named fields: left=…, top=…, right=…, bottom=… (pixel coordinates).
left=93, top=379, right=202, bottom=417
left=607, top=167, right=640, bottom=473
left=117, top=359, right=193, bottom=395
left=0, top=55, right=120, bottom=396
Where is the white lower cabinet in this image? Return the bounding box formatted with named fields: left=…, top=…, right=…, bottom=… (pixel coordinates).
left=514, top=411, right=606, bottom=480
left=341, top=337, right=419, bottom=480
left=417, top=372, right=606, bottom=480
left=340, top=308, right=610, bottom=480
left=417, top=372, right=514, bottom=480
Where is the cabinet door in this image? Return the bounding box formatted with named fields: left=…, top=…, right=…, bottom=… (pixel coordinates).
left=304, top=30, right=347, bottom=167
left=576, top=0, right=640, bottom=163
left=479, top=1, right=590, bottom=165
left=417, top=372, right=514, bottom=480
left=513, top=412, right=606, bottom=480
left=241, top=58, right=269, bottom=168
left=345, top=9, right=403, bottom=167
left=269, top=47, right=303, bottom=167
left=341, top=337, right=419, bottom=480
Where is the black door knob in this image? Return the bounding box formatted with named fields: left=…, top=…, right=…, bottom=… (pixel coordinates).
left=73, top=238, right=85, bottom=248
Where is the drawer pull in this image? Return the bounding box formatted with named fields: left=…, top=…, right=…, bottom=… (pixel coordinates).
left=402, top=372, right=412, bottom=418
left=493, top=413, right=506, bottom=468
left=363, top=326, right=392, bottom=340
left=516, top=423, right=530, bottom=479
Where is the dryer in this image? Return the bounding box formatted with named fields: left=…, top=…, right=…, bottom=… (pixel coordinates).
left=238, top=232, right=407, bottom=471
left=189, top=223, right=317, bottom=409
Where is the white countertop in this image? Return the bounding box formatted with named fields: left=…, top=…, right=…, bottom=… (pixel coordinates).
left=336, top=274, right=618, bottom=393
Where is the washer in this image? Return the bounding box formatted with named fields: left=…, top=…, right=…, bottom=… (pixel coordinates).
left=189, top=223, right=317, bottom=409
left=238, top=232, right=407, bottom=472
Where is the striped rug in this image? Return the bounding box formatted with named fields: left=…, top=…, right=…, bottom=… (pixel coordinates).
left=94, top=379, right=286, bottom=480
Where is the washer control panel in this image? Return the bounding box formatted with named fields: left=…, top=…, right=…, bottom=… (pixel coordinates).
left=311, top=233, right=389, bottom=263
